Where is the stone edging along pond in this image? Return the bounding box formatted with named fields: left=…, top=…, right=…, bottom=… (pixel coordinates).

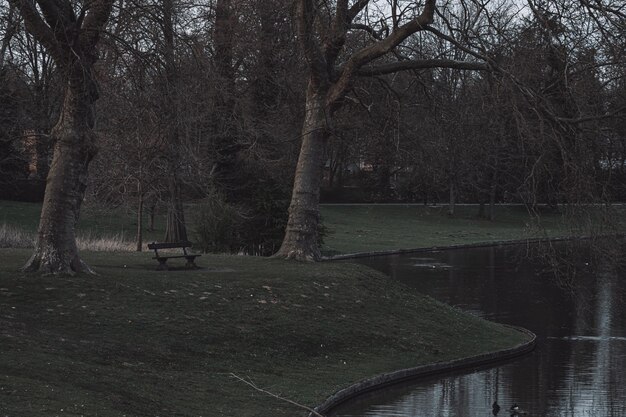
left=308, top=325, right=537, bottom=417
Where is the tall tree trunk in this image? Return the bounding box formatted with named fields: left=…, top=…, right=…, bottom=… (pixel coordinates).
left=11, top=0, right=114, bottom=274
left=327, top=161, right=336, bottom=189
left=478, top=201, right=486, bottom=218
left=210, top=0, right=240, bottom=196
left=448, top=181, right=456, bottom=216
left=489, top=176, right=497, bottom=222
left=148, top=200, right=156, bottom=232
left=0, top=4, right=16, bottom=68
left=136, top=184, right=143, bottom=252
left=164, top=175, right=188, bottom=242
left=161, top=0, right=187, bottom=242
left=274, top=0, right=439, bottom=261
left=23, top=76, right=97, bottom=274
left=274, top=87, right=328, bottom=261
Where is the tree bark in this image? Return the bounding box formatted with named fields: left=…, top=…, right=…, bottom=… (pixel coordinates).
left=274, top=0, right=470, bottom=261
left=489, top=173, right=497, bottom=222
left=13, top=0, right=114, bottom=274
left=274, top=87, right=328, bottom=261
left=478, top=201, right=485, bottom=218
left=448, top=181, right=456, bottom=216
left=136, top=183, right=143, bottom=252
left=161, top=0, right=188, bottom=242
left=148, top=201, right=156, bottom=232
left=164, top=175, right=188, bottom=242
left=23, top=73, right=98, bottom=274
left=0, top=4, right=16, bottom=68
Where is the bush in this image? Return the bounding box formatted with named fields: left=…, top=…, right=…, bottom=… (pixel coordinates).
left=193, top=194, right=247, bottom=254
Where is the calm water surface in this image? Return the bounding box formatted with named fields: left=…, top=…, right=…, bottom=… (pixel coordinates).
left=331, top=245, right=626, bottom=417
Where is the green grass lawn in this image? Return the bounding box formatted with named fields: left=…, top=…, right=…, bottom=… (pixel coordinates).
left=1, top=200, right=623, bottom=255
left=320, top=204, right=623, bottom=255
left=0, top=200, right=165, bottom=244
left=0, top=249, right=529, bottom=416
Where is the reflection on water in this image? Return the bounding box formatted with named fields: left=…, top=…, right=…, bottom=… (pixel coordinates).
left=331, top=245, right=626, bottom=417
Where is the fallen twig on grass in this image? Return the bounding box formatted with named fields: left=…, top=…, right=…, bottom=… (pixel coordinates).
left=229, top=373, right=325, bottom=417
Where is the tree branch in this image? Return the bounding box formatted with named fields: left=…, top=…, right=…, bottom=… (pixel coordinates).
left=80, top=0, right=115, bottom=50
left=347, top=0, right=370, bottom=23
left=556, top=106, right=626, bottom=124
left=296, top=0, right=328, bottom=84
left=323, top=0, right=349, bottom=66
left=229, top=373, right=326, bottom=417
left=328, top=0, right=436, bottom=105
left=8, top=0, right=64, bottom=62
left=349, top=23, right=384, bottom=40
left=35, top=0, right=72, bottom=30
left=357, top=59, right=489, bottom=75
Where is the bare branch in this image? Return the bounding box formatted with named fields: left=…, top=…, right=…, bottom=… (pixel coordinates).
left=556, top=106, right=626, bottom=124
left=296, top=0, right=328, bottom=83
left=347, top=0, right=370, bottom=23
left=328, top=0, right=436, bottom=105
left=349, top=22, right=384, bottom=40
left=357, top=59, right=489, bottom=75
left=323, top=0, right=349, bottom=66
left=8, top=0, right=64, bottom=62
left=229, top=373, right=326, bottom=417
left=80, top=0, right=116, bottom=50
left=35, top=0, right=73, bottom=30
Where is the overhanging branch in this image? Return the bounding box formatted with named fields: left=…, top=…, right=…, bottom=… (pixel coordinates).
left=357, top=59, right=490, bottom=75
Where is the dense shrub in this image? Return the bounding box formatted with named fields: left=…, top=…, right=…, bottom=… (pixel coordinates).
left=194, top=182, right=289, bottom=256
left=193, top=194, right=247, bottom=254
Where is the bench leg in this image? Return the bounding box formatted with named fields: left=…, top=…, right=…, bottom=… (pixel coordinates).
left=156, top=258, right=169, bottom=271
left=185, top=257, right=198, bottom=269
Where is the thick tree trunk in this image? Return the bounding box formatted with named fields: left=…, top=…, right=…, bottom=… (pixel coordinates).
left=12, top=0, right=113, bottom=274
left=23, top=84, right=97, bottom=274
left=274, top=89, right=328, bottom=261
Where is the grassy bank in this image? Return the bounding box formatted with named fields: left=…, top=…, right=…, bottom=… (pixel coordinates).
left=0, top=200, right=165, bottom=251
left=0, top=200, right=164, bottom=244
left=2, top=200, right=621, bottom=255
left=320, top=204, right=619, bottom=255
left=0, top=249, right=529, bottom=416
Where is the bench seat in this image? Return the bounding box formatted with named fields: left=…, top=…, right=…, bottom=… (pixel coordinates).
left=147, top=241, right=201, bottom=270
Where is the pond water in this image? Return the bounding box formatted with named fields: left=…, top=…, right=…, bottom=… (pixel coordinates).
left=331, top=244, right=626, bottom=417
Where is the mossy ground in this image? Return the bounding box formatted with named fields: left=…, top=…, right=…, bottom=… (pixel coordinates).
left=0, top=249, right=528, bottom=416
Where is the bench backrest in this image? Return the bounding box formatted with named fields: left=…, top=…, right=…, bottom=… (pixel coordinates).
left=148, top=241, right=193, bottom=250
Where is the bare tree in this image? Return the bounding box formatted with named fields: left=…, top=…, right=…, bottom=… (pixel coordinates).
left=274, top=0, right=488, bottom=260
left=10, top=0, right=115, bottom=273
left=161, top=0, right=188, bottom=242
left=0, top=1, right=17, bottom=67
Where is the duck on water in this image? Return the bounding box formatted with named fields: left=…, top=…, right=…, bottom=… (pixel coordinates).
left=491, top=402, right=528, bottom=416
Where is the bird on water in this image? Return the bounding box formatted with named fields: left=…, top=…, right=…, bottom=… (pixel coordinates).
left=510, top=403, right=528, bottom=415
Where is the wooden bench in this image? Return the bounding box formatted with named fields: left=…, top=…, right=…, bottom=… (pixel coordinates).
left=147, top=241, right=201, bottom=270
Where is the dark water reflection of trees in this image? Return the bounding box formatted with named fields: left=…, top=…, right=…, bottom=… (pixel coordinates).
left=332, top=242, right=626, bottom=417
